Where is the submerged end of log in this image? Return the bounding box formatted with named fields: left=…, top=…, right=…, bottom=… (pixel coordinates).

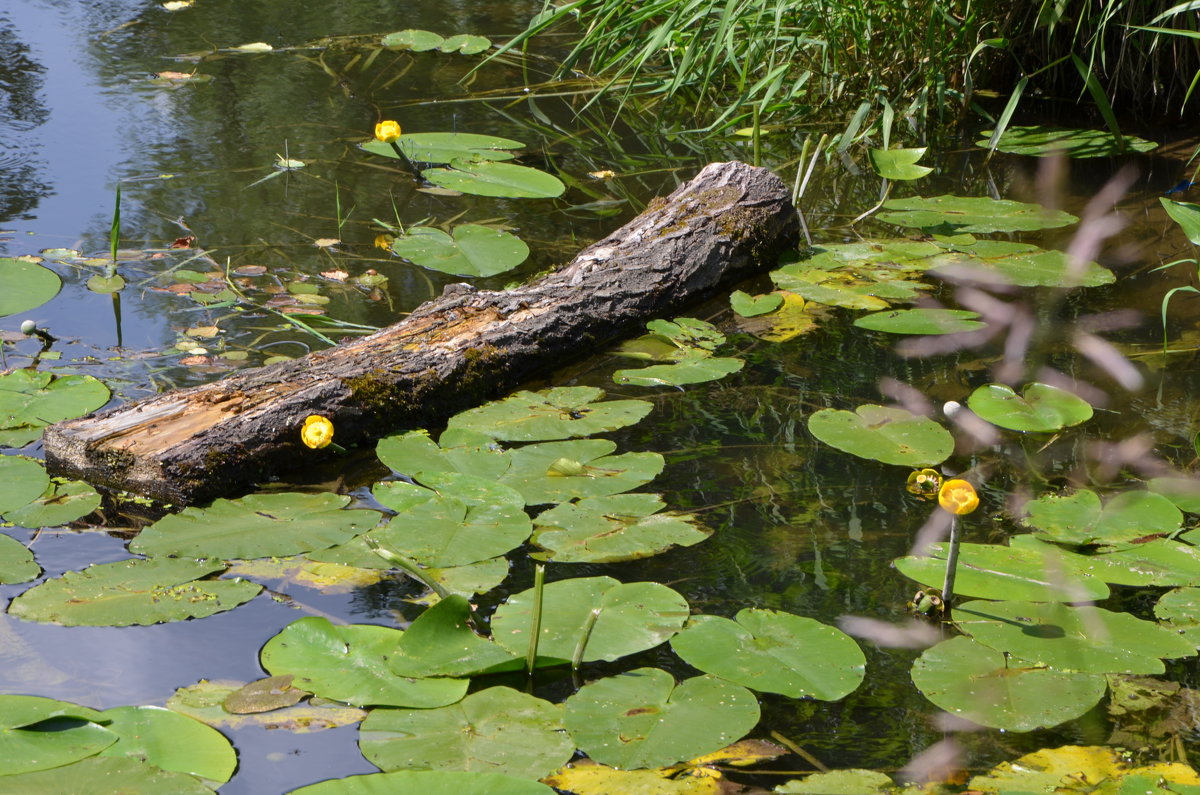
left=44, top=161, right=799, bottom=505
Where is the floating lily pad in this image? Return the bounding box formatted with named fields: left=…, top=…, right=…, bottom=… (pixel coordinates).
left=447, top=386, right=652, bottom=442
left=771, top=267, right=902, bottom=310
left=360, top=132, right=522, bottom=164
left=930, top=239, right=1114, bottom=287
left=222, top=675, right=307, bottom=714
left=531, top=493, right=710, bottom=563
left=87, top=273, right=125, bottom=293
left=166, top=680, right=365, bottom=733
left=6, top=480, right=100, bottom=528
left=0, top=695, right=116, bottom=776
left=967, top=382, right=1093, bottom=433
left=734, top=290, right=824, bottom=341
left=1021, top=488, right=1181, bottom=546
left=0, top=533, right=38, bottom=584
left=130, top=492, right=371, bottom=559
left=376, top=428, right=510, bottom=481
left=853, top=308, right=985, bottom=335
left=868, top=147, right=932, bottom=180
left=1155, top=587, right=1200, bottom=647
left=491, top=576, right=689, bottom=662
left=8, top=557, right=261, bottom=626
left=895, top=542, right=1109, bottom=601
left=0, top=455, right=49, bottom=517
left=369, top=473, right=530, bottom=567
left=956, top=600, right=1197, bottom=674
left=97, top=706, right=236, bottom=783
left=911, top=636, right=1107, bottom=731
left=380, top=29, right=444, bottom=51
left=978, top=125, right=1159, bottom=157
left=547, top=742, right=787, bottom=794
left=260, top=617, right=468, bottom=708
left=225, top=557, right=383, bottom=594
left=423, top=160, right=566, bottom=199
left=359, top=687, right=573, bottom=779
left=730, top=290, right=783, bottom=317
left=389, top=225, right=529, bottom=277
left=0, top=257, right=60, bottom=317
left=0, top=370, right=110, bottom=448
left=438, top=34, right=492, bottom=55
left=499, top=439, right=665, bottom=505
left=613, top=355, right=743, bottom=387
left=292, top=770, right=555, bottom=795
left=391, top=595, right=522, bottom=678
left=1149, top=476, right=1200, bottom=513
left=969, top=745, right=1200, bottom=794
left=564, top=668, right=760, bottom=769
left=670, top=609, right=865, bottom=699
left=807, top=405, right=953, bottom=467
left=1011, top=533, right=1200, bottom=588
left=878, top=195, right=1077, bottom=233
left=0, top=756, right=215, bottom=794
left=777, top=769, right=903, bottom=794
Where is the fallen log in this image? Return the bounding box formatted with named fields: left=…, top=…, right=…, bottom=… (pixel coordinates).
left=44, top=161, right=798, bottom=505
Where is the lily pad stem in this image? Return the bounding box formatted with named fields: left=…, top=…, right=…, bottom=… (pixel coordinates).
left=388, top=141, right=423, bottom=181
left=571, top=607, right=602, bottom=672
left=526, top=563, right=545, bottom=677
left=363, top=537, right=450, bottom=601
left=942, top=516, right=961, bottom=620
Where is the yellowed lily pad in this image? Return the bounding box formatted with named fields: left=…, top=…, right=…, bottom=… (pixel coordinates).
left=969, top=745, right=1200, bottom=793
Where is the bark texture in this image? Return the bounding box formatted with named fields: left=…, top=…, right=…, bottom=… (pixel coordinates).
left=44, top=161, right=798, bottom=504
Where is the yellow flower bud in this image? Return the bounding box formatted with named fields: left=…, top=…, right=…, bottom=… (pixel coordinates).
left=938, top=478, right=979, bottom=516
left=905, top=468, right=941, bottom=498
left=374, top=120, right=401, bottom=143
left=374, top=233, right=394, bottom=251
left=301, top=415, right=334, bottom=450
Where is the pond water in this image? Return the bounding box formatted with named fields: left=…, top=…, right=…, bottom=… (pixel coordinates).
left=4, top=1, right=1200, bottom=793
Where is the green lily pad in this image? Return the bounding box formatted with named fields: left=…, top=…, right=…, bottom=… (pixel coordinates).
left=967, top=382, right=1093, bottom=433
left=499, top=439, right=665, bottom=505
left=1161, top=198, right=1200, bottom=246
left=6, top=480, right=101, bottom=528
left=0, top=756, right=215, bottom=794
left=1021, top=489, right=1181, bottom=546
left=446, top=386, right=653, bottom=442
left=391, top=595, right=522, bottom=678
left=368, top=473, right=530, bottom=567
left=491, top=576, right=689, bottom=663
left=166, top=679, right=365, bottom=733
left=359, top=687, right=573, bottom=779
left=360, top=132, right=522, bottom=164
left=0, top=257, right=60, bottom=317
left=807, top=405, right=953, bottom=467
left=376, top=428, right=510, bottom=481
left=1148, top=476, right=1200, bottom=513
left=868, top=147, right=932, bottom=180
left=564, top=668, right=760, bottom=769
left=423, top=160, right=566, bottom=199
left=969, top=745, right=1200, bottom=794
left=777, top=769, right=902, bottom=794
left=291, top=770, right=555, bottom=795
left=911, top=636, right=1107, bottom=731
left=438, top=34, right=491, bottom=55
left=978, top=125, right=1159, bottom=157
left=0, top=532, right=38, bottom=584
left=877, top=195, right=1078, bottom=233
left=130, top=492, right=371, bottom=559
left=613, top=355, right=743, bottom=387
left=389, top=225, right=529, bottom=277
left=930, top=239, right=1114, bottom=287
left=260, top=617, right=468, bottom=708
left=730, top=290, right=783, bottom=317
left=7, top=557, right=262, bottom=626
left=380, top=29, right=444, bottom=51
left=0, top=695, right=116, bottom=776
left=770, top=269, right=897, bottom=310
left=96, top=706, right=235, bottom=783
left=670, top=609, right=866, bottom=699
left=644, top=318, right=726, bottom=351
left=222, top=675, right=307, bottom=714
left=1011, top=533, right=1200, bottom=588
left=955, top=600, right=1197, bottom=675
left=87, top=273, right=125, bottom=293
left=531, top=493, right=710, bottom=563
left=1155, top=587, right=1200, bottom=647
left=0, top=370, right=110, bottom=448
left=853, top=308, right=985, bottom=335
left=894, top=542, right=1110, bottom=602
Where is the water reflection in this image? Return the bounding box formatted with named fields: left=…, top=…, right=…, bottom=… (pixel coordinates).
left=0, top=12, right=51, bottom=230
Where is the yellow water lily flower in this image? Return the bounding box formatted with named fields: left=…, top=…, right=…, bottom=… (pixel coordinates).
left=374, top=233, right=394, bottom=250
left=938, top=478, right=979, bottom=515
left=301, top=415, right=334, bottom=449
left=905, top=468, right=941, bottom=498
left=374, top=120, right=401, bottom=143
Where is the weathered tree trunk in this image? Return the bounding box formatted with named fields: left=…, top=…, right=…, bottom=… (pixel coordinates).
left=44, top=161, right=798, bottom=505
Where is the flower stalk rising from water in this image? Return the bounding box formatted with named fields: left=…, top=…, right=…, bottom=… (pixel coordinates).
left=937, top=478, right=979, bottom=618
left=374, top=119, right=421, bottom=179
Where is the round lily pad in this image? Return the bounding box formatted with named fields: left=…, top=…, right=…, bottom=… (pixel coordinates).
left=130, top=492, right=372, bottom=559
left=391, top=595, right=521, bottom=678
left=531, top=493, right=710, bottom=563
left=969, top=745, right=1200, bottom=794
left=359, top=687, right=573, bottom=779
left=390, top=225, right=529, bottom=278
left=498, top=440, right=664, bottom=505
left=422, top=160, right=566, bottom=199
left=1021, top=488, right=1181, bottom=546
left=1148, top=476, right=1200, bottom=514
left=376, top=428, right=510, bottom=481
left=613, top=356, right=744, bottom=387
left=0, top=370, right=110, bottom=448
left=261, top=617, right=468, bottom=708
left=564, top=668, right=760, bottom=769
left=853, top=308, right=985, bottom=335
left=1155, top=587, right=1200, bottom=647
left=447, top=386, right=653, bottom=442
left=8, top=557, right=261, bottom=626
left=967, top=382, right=1093, bottom=433
left=0, top=756, right=215, bottom=794
left=730, top=290, right=783, bottom=317
left=0, top=455, right=49, bottom=517
left=0, top=257, right=61, bottom=317
left=911, top=636, right=1106, bottom=731
left=6, top=480, right=100, bottom=528
left=491, top=576, right=689, bottom=663
left=0, top=532, right=39, bottom=584
left=360, top=132, right=522, bottom=165
left=977, top=125, right=1159, bottom=157
left=670, top=609, right=866, bottom=699
left=877, top=195, right=1078, bottom=233
left=930, top=240, right=1114, bottom=288
left=292, top=770, right=555, bottom=795
left=97, top=706, right=236, bottom=783
left=0, top=695, right=116, bottom=776
left=807, top=405, right=953, bottom=467
left=439, top=34, right=492, bottom=55
left=894, top=541, right=1110, bottom=601
left=380, top=28, right=443, bottom=51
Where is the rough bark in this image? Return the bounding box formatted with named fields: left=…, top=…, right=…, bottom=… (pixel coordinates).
left=44, top=161, right=798, bottom=505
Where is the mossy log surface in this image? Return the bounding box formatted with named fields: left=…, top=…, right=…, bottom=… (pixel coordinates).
left=43, top=161, right=798, bottom=505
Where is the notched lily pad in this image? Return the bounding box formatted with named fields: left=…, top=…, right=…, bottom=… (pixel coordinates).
left=97, top=705, right=236, bottom=783
left=292, top=770, right=555, bottom=794
left=878, top=195, right=1077, bottom=233
left=0, top=370, right=110, bottom=448
left=978, top=125, right=1159, bottom=157
left=730, top=289, right=783, bottom=317
left=967, top=382, right=1093, bottom=433
left=389, top=224, right=529, bottom=278
left=0, top=532, right=39, bottom=584
left=531, top=493, right=710, bottom=563
left=391, top=594, right=522, bottom=678
left=0, top=257, right=60, bottom=317
left=895, top=541, right=1109, bottom=601
left=853, top=308, right=985, bottom=335
left=808, top=404, right=953, bottom=467
left=498, top=439, right=664, bottom=505
left=969, top=745, right=1200, bottom=794
left=360, top=132, right=522, bottom=165
left=422, top=160, right=566, bottom=199
left=447, top=386, right=653, bottom=442
left=1021, top=488, right=1181, bottom=546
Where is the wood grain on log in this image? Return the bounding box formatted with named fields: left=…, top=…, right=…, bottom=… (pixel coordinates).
left=44, top=161, right=798, bottom=505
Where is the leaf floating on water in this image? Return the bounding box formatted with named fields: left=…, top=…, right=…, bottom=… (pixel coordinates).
left=978, top=124, right=1158, bottom=157
left=967, top=382, right=1093, bottom=433
left=531, top=493, right=710, bottom=563
left=389, top=224, right=529, bottom=277
left=1021, top=488, right=1181, bottom=546
left=777, top=769, right=903, bottom=794
left=0, top=455, right=50, bottom=515
left=446, top=386, right=653, bottom=442
left=969, top=745, right=1200, bottom=793
left=0, top=756, right=215, bottom=794
left=894, top=541, right=1109, bottom=601
left=96, top=705, right=237, bottom=784
left=854, top=307, right=985, bottom=335
left=878, top=195, right=1078, bottom=233
left=499, top=440, right=664, bottom=504
left=0, top=533, right=39, bottom=584
left=6, top=479, right=101, bottom=529
left=808, top=404, right=953, bottom=467
left=360, top=132, right=523, bottom=165
left=0, top=257, right=60, bottom=317
left=291, top=769, right=556, bottom=794
left=729, top=289, right=783, bottom=317
left=422, top=160, right=566, bottom=199
left=380, top=29, right=445, bottom=52
left=167, top=679, right=365, bottom=733
left=868, top=146, right=932, bottom=180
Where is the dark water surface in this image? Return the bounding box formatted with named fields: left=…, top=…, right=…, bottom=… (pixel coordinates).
left=3, top=1, right=1200, bottom=792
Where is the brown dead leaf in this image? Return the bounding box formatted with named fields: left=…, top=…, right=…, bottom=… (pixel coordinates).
left=234, top=265, right=268, bottom=276
left=169, top=235, right=196, bottom=248
left=320, top=270, right=349, bottom=282
left=179, top=355, right=210, bottom=366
